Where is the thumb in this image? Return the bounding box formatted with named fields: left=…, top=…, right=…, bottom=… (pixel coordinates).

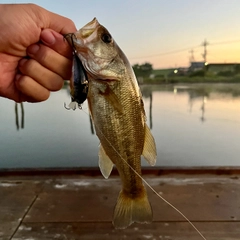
left=40, top=29, right=73, bottom=59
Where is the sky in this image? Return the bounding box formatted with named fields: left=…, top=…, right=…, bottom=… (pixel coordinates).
left=1, top=0, right=240, bottom=69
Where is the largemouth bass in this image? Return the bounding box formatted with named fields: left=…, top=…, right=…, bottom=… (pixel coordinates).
left=66, top=18, right=157, bottom=229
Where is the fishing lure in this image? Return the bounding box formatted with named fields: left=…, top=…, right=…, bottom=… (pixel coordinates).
left=64, top=33, right=88, bottom=110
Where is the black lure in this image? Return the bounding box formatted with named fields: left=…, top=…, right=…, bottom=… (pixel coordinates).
left=71, top=51, right=88, bottom=105
left=64, top=33, right=88, bottom=110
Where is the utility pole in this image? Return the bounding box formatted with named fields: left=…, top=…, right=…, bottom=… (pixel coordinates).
left=202, top=39, right=209, bottom=63
left=189, top=49, right=195, bottom=63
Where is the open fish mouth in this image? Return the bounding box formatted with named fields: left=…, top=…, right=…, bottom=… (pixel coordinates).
left=78, top=17, right=99, bottom=39
left=64, top=18, right=100, bottom=49
left=68, top=18, right=100, bottom=50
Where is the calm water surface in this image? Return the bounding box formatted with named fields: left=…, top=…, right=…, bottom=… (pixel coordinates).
left=0, top=83, right=240, bottom=169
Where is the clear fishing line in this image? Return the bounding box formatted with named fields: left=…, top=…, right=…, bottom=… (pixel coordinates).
left=80, top=108, right=207, bottom=240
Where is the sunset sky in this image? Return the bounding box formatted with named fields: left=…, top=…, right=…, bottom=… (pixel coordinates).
left=2, top=0, right=240, bottom=69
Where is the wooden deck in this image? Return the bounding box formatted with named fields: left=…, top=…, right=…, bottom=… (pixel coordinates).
left=0, top=169, right=240, bottom=240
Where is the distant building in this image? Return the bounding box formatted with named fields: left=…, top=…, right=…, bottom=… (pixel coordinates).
left=174, top=67, right=189, bottom=76
left=205, top=63, right=240, bottom=74
left=168, top=67, right=189, bottom=76
left=189, top=62, right=205, bottom=72
left=149, top=74, right=155, bottom=79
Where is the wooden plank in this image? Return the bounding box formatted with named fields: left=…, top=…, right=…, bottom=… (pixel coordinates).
left=12, top=222, right=240, bottom=240
left=147, top=176, right=240, bottom=221
left=1, top=175, right=240, bottom=239
left=0, top=180, right=42, bottom=239
left=24, top=176, right=240, bottom=223
left=24, top=178, right=118, bottom=223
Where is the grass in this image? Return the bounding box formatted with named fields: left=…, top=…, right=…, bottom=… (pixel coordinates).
left=152, top=68, right=175, bottom=77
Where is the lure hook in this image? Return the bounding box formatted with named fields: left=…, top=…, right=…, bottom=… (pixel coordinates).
left=63, top=33, right=77, bottom=53
left=64, top=102, right=83, bottom=111
left=64, top=102, right=71, bottom=110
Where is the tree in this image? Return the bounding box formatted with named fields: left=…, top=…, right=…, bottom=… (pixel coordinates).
left=132, top=62, right=153, bottom=78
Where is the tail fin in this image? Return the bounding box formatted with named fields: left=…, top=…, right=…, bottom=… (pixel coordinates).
left=113, top=187, right=152, bottom=229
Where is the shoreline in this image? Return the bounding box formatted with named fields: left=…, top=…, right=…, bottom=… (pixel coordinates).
left=140, top=76, right=240, bottom=85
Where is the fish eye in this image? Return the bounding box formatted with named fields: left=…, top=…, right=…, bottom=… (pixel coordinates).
left=101, top=33, right=112, bottom=43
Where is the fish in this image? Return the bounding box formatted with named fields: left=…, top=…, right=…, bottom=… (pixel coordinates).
left=64, top=33, right=88, bottom=110
left=66, top=18, right=157, bottom=229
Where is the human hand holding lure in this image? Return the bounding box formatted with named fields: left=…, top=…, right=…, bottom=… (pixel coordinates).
left=0, top=3, right=76, bottom=102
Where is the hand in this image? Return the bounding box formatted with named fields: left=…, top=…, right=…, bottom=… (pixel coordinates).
left=0, top=4, right=76, bottom=102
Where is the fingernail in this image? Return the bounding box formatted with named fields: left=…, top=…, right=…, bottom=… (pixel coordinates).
left=27, top=44, right=40, bottom=55
left=41, top=30, right=56, bottom=45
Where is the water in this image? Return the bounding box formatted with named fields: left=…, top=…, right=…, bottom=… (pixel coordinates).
left=0, top=83, right=240, bottom=169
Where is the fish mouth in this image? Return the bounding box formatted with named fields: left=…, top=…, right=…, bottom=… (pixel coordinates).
left=78, top=17, right=99, bottom=39
left=65, top=18, right=100, bottom=53
left=64, top=32, right=86, bottom=55
left=74, top=18, right=100, bottom=47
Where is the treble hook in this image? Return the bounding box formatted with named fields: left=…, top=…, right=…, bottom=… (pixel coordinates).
left=63, top=33, right=77, bottom=53
left=64, top=102, right=71, bottom=110
left=64, top=102, right=83, bottom=111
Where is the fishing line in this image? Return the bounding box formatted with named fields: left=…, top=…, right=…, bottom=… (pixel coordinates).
left=80, top=108, right=207, bottom=240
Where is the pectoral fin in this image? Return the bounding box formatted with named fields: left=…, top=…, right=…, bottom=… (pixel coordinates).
left=142, top=124, right=157, bottom=166
left=98, top=144, right=114, bottom=179
left=99, top=85, right=123, bottom=113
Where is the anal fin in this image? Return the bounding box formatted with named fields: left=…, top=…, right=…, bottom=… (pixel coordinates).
left=98, top=144, right=114, bottom=179
left=142, top=124, right=157, bottom=166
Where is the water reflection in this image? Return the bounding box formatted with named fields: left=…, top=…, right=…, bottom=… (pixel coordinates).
left=141, top=86, right=153, bottom=129
left=142, top=83, right=240, bottom=124
left=89, top=114, right=95, bottom=135
left=1, top=83, right=240, bottom=168
left=15, top=102, right=24, bottom=130
left=200, top=96, right=207, bottom=122
left=149, top=93, right=153, bottom=129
